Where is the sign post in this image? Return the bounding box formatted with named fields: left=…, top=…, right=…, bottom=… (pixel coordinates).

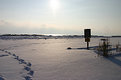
left=84, top=29, right=91, bottom=50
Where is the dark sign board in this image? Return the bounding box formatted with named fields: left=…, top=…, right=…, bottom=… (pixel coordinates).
left=84, top=29, right=91, bottom=38
left=85, top=38, right=90, bottom=42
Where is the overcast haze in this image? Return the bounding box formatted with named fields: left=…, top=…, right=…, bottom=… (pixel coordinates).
left=0, top=0, right=121, bottom=35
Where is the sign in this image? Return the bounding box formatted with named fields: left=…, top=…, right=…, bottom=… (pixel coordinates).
left=85, top=38, right=90, bottom=42
left=84, top=29, right=91, bottom=38
left=84, top=29, right=91, bottom=49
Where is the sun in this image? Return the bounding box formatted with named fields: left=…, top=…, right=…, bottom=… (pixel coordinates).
left=50, top=0, right=60, bottom=11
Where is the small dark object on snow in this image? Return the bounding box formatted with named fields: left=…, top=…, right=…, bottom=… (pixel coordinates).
left=67, top=47, right=72, bottom=50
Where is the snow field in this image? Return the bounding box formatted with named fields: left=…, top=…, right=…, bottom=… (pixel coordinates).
left=0, top=38, right=121, bottom=80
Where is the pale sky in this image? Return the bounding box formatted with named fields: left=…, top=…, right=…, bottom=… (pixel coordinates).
left=0, top=0, right=121, bottom=35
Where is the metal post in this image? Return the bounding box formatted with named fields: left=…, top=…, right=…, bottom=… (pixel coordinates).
left=87, top=42, right=89, bottom=50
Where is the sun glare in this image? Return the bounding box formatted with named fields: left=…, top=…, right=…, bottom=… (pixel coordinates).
left=50, top=0, right=60, bottom=11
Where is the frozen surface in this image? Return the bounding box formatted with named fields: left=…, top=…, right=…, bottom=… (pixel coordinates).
left=0, top=51, right=23, bottom=80
left=0, top=38, right=121, bottom=80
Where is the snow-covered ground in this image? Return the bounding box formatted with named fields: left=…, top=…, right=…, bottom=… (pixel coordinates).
left=0, top=37, right=121, bottom=80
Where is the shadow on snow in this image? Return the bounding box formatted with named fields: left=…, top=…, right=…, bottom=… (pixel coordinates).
left=67, top=46, right=121, bottom=68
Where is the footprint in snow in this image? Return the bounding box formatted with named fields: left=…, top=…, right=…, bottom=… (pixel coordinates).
left=0, top=76, right=5, bottom=80
left=24, top=76, right=32, bottom=80
left=27, top=62, right=32, bottom=67
left=0, top=54, right=9, bottom=57
left=28, top=70, right=34, bottom=76
left=24, top=66, right=31, bottom=71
